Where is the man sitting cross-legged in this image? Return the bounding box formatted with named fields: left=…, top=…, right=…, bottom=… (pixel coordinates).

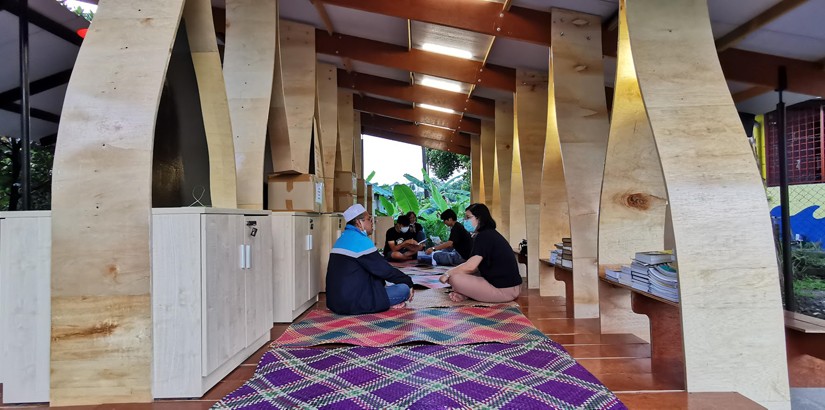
left=326, top=204, right=415, bottom=314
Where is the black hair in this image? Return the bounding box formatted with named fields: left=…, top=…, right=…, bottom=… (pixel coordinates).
left=396, top=214, right=411, bottom=226
left=465, top=203, right=496, bottom=231
left=346, top=211, right=367, bottom=226
left=440, top=209, right=457, bottom=221
left=406, top=211, right=416, bottom=218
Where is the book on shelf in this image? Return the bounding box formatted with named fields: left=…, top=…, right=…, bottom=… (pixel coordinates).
left=560, top=258, right=573, bottom=269
left=634, top=250, right=675, bottom=265
left=604, top=268, right=620, bottom=281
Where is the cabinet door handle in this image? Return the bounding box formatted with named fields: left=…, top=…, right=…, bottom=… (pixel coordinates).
left=239, top=244, right=245, bottom=269
left=306, top=234, right=313, bottom=251
left=245, top=244, right=251, bottom=269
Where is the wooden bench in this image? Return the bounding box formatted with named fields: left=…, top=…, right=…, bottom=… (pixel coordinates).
left=539, top=258, right=574, bottom=318
left=784, top=310, right=825, bottom=387
left=598, top=274, right=685, bottom=375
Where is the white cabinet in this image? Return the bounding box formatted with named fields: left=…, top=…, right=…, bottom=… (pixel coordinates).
left=0, top=211, right=51, bottom=404
left=318, top=213, right=345, bottom=292
left=152, top=208, right=273, bottom=398
left=271, top=212, right=321, bottom=322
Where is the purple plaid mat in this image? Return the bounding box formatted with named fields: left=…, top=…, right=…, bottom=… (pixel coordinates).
left=398, top=264, right=452, bottom=276
left=212, top=340, right=626, bottom=409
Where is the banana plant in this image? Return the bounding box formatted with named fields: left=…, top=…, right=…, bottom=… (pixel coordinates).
left=392, top=184, right=419, bottom=215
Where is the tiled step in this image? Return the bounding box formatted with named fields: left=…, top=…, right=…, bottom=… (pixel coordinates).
left=551, top=333, right=648, bottom=346
left=531, top=317, right=601, bottom=334
left=615, top=392, right=763, bottom=409
left=564, top=343, right=651, bottom=359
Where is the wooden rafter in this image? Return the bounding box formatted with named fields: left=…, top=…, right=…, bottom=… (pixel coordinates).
left=353, top=95, right=481, bottom=134
left=316, top=30, right=515, bottom=91
left=319, top=0, right=550, bottom=45
left=338, top=70, right=496, bottom=118
left=715, top=0, right=808, bottom=52
left=732, top=85, right=773, bottom=103
left=363, top=126, right=470, bottom=154
left=719, top=48, right=825, bottom=97
left=361, top=114, right=471, bottom=148
left=309, top=0, right=335, bottom=35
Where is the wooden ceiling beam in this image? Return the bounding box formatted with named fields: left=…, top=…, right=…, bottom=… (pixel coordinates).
left=338, top=70, right=496, bottom=118
left=361, top=114, right=471, bottom=148
left=309, top=0, right=335, bottom=35
left=320, top=0, right=550, bottom=45
left=353, top=95, right=482, bottom=134
left=363, top=126, right=470, bottom=155
left=317, top=30, right=515, bottom=91
left=719, top=48, right=825, bottom=97
left=715, top=0, right=808, bottom=52
left=732, top=86, right=773, bottom=103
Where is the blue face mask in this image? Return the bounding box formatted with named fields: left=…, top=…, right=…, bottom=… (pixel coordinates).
left=463, top=219, right=475, bottom=233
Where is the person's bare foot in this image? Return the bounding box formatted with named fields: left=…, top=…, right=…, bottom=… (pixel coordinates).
left=390, top=302, right=406, bottom=309
left=448, top=292, right=468, bottom=302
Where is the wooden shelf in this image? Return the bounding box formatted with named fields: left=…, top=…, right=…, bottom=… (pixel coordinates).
left=539, top=258, right=572, bottom=273
left=598, top=274, right=679, bottom=307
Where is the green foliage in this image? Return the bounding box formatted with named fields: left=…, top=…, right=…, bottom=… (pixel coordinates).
left=426, top=148, right=470, bottom=192
left=366, top=170, right=375, bottom=184
left=392, top=184, right=419, bottom=215
left=378, top=196, right=395, bottom=217
left=0, top=137, right=53, bottom=211
left=60, top=1, right=95, bottom=21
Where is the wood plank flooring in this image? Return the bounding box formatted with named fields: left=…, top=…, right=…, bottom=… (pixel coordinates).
left=0, top=288, right=760, bottom=409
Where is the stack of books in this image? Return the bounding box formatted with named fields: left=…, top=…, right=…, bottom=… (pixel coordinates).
left=557, top=238, right=572, bottom=268
left=605, top=251, right=680, bottom=303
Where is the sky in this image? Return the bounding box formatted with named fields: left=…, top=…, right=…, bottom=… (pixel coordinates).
left=362, top=135, right=427, bottom=186
left=62, top=0, right=97, bottom=13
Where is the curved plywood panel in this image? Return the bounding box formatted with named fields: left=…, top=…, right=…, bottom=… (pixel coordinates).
left=224, top=0, right=277, bottom=209
left=50, top=0, right=185, bottom=405
left=516, top=70, right=548, bottom=289
left=509, top=112, right=527, bottom=260
left=353, top=109, right=362, bottom=177
left=316, top=63, right=338, bottom=180
left=471, top=135, right=481, bottom=202
left=539, top=68, right=569, bottom=298
left=597, top=4, right=666, bottom=340
left=337, top=91, right=354, bottom=173
left=269, top=20, right=315, bottom=174
left=625, top=0, right=790, bottom=406
left=494, top=100, right=514, bottom=243
left=480, top=119, right=495, bottom=205
left=183, top=0, right=237, bottom=208
left=550, top=9, right=610, bottom=317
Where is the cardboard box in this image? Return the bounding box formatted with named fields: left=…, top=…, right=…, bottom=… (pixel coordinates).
left=366, top=184, right=374, bottom=214
left=334, top=171, right=357, bottom=194
left=334, top=192, right=355, bottom=212
left=322, top=177, right=335, bottom=213
left=267, top=174, right=323, bottom=212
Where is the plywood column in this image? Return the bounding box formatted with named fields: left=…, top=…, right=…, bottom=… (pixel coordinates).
left=539, top=71, right=570, bottom=298
left=480, top=120, right=496, bottom=206
left=269, top=20, right=315, bottom=175
left=495, top=100, right=514, bottom=243
left=336, top=92, right=354, bottom=173
left=550, top=9, right=610, bottom=317
left=491, top=153, right=501, bottom=224
left=625, top=0, right=789, bottom=406
left=316, top=63, right=338, bottom=211
left=597, top=5, right=667, bottom=340
left=516, top=70, right=548, bottom=290
left=50, top=0, right=185, bottom=405
left=224, top=0, right=277, bottom=209
left=353, top=110, right=363, bottom=178
left=509, top=112, right=527, bottom=251
left=183, top=0, right=237, bottom=208
left=471, top=135, right=481, bottom=203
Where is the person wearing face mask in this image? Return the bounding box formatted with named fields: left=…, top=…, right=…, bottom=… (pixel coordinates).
left=439, top=203, right=522, bottom=303
left=326, top=204, right=415, bottom=314
left=383, top=214, right=424, bottom=261
left=425, top=209, right=473, bottom=266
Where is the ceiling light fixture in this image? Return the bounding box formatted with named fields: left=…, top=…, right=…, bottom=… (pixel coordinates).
left=420, top=78, right=463, bottom=93
left=421, top=43, right=473, bottom=60
left=418, top=103, right=456, bottom=114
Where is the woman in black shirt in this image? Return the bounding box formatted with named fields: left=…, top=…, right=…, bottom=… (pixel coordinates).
left=439, top=203, right=522, bottom=302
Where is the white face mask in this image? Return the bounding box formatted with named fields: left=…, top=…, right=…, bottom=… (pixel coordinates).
left=400, top=226, right=410, bottom=233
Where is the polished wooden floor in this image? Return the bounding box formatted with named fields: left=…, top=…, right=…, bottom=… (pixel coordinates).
left=0, top=288, right=762, bottom=409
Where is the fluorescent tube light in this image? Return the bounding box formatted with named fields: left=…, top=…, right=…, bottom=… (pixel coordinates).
left=420, top=78, right=463, bottom=93
left=421, top=43, right=473, bottom=60
left=418, top=103, right=456, bottom=114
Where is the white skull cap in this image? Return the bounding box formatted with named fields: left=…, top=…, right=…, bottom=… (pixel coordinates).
left=343, top=204, right=367, bottom=222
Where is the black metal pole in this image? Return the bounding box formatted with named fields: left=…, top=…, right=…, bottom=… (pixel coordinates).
left=18, top=0, right=31, bottom=210
left=776, top=66, right=795, bottom=311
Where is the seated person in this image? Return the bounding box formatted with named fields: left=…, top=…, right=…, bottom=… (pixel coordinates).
left=439, top=203, right=522, bottom=303
left=406, top=211, right=426, bottom=242
left=326, top=204, right=415, bottom=314
left=424, top=209, right=473, bottom=266
left=383, top=214, right=424, bottom=261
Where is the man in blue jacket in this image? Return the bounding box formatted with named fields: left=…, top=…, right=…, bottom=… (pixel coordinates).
left=326, top=204, right=415, bottom=314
